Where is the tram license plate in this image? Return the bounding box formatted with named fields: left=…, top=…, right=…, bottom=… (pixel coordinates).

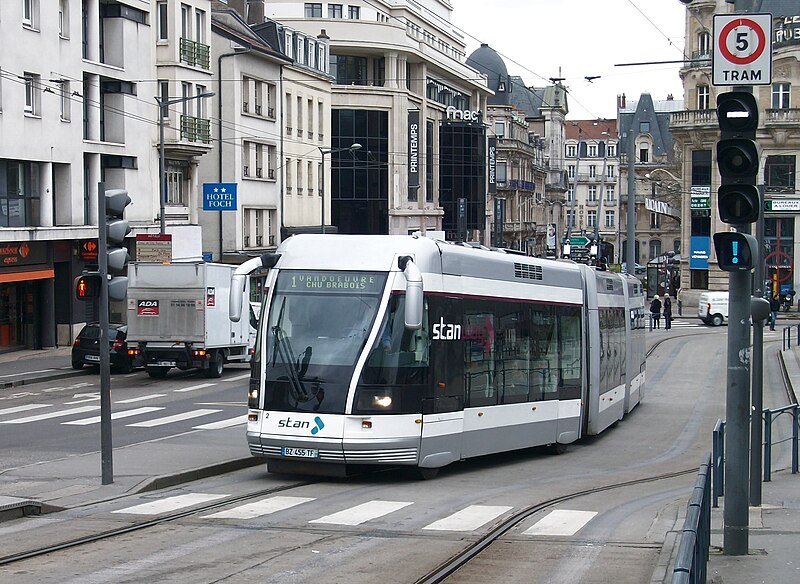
left=157, top=360, right=176, bottom=367
left=281, top=447, right=319, bottom=459
left=86, top=355, right=100, bottom=362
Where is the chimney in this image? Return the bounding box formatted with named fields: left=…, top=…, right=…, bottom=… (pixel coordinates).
left=318, top=29, right=330, bottom=40
left=667, top=93, right=674, bottom=101
left=617, top=93, right=626, bottom=109
left=247, top=1, right=265, bottom=25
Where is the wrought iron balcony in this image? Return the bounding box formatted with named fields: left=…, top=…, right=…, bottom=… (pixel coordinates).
left=180, top=38, right=210, bottom=69
left=180, top=115, right=211, bottom=144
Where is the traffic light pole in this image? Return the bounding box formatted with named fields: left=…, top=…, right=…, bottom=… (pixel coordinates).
left=750, top=186, right=765, bottom=507
left=97, top=182, right=113, bottom=485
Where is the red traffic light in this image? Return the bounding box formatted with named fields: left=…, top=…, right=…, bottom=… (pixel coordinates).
left=74, top=274, right=101, bottom=300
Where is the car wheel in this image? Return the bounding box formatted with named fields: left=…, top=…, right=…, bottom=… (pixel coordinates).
left=146, top=366, right=170, bottom=379
left=115, top=360, right=134, bottom=374
left=712, top=314, right=724, bottom=327
left=205, top=351, right=224, bottom=378
left=71, top=359, right=84, bottom=370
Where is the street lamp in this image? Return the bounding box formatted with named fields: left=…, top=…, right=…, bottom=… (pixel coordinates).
left=156, top=91, right=215, bottom=234
left=318, top=143, right=361, bottom=233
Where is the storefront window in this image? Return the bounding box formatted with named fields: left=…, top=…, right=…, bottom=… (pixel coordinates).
left=0, top=160, right=41, bottom=228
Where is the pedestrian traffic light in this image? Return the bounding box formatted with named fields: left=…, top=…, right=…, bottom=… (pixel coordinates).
left=713, top=231, right=758, bottom=271
left=74, top=274, right=101, bottom=300
left=715, top=91, right=760, bottom=224
left=103, top=189, right=131, bottom=301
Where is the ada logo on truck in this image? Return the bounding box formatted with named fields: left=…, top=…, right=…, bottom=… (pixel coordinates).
left=137, top=299, right=160, bottom=317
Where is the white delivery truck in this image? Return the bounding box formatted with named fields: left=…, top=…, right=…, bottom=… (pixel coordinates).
left=698, top=291, right=729, bottom=326
left=126, top=262, right=256, bottom=378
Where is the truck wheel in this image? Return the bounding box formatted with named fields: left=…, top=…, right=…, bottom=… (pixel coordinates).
left=205, top=351, right=224, bottom=378
left=146, top=366, right=169, bottom=379
left=711, top=314, right=724, bottom=327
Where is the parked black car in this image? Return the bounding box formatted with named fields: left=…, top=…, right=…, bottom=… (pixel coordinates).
left=71, top=323, right=134, bottom=373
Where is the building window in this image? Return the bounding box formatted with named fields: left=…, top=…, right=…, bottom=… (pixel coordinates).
left=697, top=84, right=710, bottom=110
left=165, top=163, right=186, bottom=206
left=23, top=72, right=40, bottom=115
left=58, top=0, right=69, bottom=37
left=606, top=165, right=615, bottom=179
left=568, top=165, right=575, bottom=179
left=649, top=240, right=661, bottom=258
left=765, top=155, right=796, bottom=193
left=494, top=121, right=505, bottom=138
left=587, top=144, right=598, bottom=157
left=328, top=3, right=343, bottom=18
left=650, top=212, right=661, bottom=229
left=59, top=80, right=70, bottom=121
left=181, top=3, right=190, bottom=39
left=0, top=160, right=41, bottom=228
left=496, top=161, right=507, bottom=185
left=772, top=83, right=791, bottom=109
left=23, top=0, right=38, bottom=28
left=605, top=210, right=615, bottom=228
left=588, top=185, right=597, bottom=202
left=607, top=143, right=616, bottom=157
left=639, top=121, right=650, bottom=133
left=698, top=30, right=711, bottom=55
left=348, top=5, right=360, bottom=19
left=566, top=144, right=577, bottom=158
left=330, top=55, right=368, bottom=85
left=157, top=1, right=168, bottom=40
left=566, top=188, right=574, bottom=202
left=587, top=210, right=597, bottom=228
left=304, top=3, right=322, bottom=17
left=566, top=210, right=575, bottom=228
left=639, top=145, right=649, bottom=164
left=605, top=185, right=615, bottom=201
left=588, top=165, right=597, bottom=178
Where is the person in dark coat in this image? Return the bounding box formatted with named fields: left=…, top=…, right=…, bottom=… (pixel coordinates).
left=663, top=294, right=673, bottom=330
left=650, top=295, right=662, bottom=329
left=770, top=293, right=781, bottom=331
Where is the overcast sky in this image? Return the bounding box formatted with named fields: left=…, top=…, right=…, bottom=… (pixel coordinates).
left=450, top=0, right=688, bottom=120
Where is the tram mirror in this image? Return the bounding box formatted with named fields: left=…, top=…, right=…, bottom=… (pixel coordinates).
left=399, top=255, right=423, bottom=330
left=750, top=297, right=770, bottom=323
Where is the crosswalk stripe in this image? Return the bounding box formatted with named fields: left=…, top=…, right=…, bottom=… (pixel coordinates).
left=192, top=415, right=247, bottom=430
left=116, top=394, right=167, bottom=404
left=309, top=500, right=413, bottom=526
left=224, top=373, right=251, bottom=382
left=202, top=496, right=315, bottom=519
left=113, top=493, right=228, bottom=515
left=0, top=405, right=100, bottom=424
left=0, top=404, right=51, bottom=417
left=523, top=509, right=597, bottom=536
left=173, top=383, right=216, bottom=393
left=126, top=409, right=221, bottom=427
left=423, top=505, right=512, bottom=531
left=62, top=407, right=165, bottom=426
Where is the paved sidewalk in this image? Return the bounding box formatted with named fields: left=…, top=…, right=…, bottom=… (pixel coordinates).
left=0, top=346, right=79, bottom=388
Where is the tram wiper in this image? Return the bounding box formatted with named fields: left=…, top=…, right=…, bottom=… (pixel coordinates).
left=272, top=325, right=309, bottom=401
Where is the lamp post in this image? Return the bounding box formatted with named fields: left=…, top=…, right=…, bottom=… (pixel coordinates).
left=156, top=91, right=214, bottom=234
left=318, top=143, right=361, bottom=233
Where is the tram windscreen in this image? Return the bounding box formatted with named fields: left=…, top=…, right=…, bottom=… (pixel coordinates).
left=262, top=270, right=387, bottom=414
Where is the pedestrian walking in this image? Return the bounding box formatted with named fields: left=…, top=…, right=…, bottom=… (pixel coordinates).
left=770, top=293, right=780, bottom=331
left=663, top=294, right=673, bottom=330
left=650, top=295, right=662, bottom=330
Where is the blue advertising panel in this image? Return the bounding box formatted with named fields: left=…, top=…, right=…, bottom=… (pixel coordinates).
left=690, top=236, right=711, bottom=269
left=203, top=183, right=237, bottom=211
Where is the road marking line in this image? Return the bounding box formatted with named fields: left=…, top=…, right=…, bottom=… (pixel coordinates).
left=0, top=404, right=51, bottom=417
left=0, top=405, right=100, bottom=424
left=523, top=509, right=598, bottom=536
left=173, top=383, right=216, bottom=393
left=309, top=500, right=413, bottom=526
left=423, top=505, right=513, bottom=531
left=202, top=496, right=315, bottom=519
left=0, top=369, right=56, bottom=379
left=126, top=409, right=221, bottom=427
left=112, top=493, right=228, bottom=515
left=116, top=394, right=167, bottom=404
left=193, top=415, right=247, bottom=430
left=62, top=407, right=165, bottom=425
left=224, top=373, right=251, bottom=382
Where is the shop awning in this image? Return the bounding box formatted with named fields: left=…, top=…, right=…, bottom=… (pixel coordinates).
left=0, top=269, right=55, bottom=284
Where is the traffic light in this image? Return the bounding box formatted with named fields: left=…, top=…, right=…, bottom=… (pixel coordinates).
left=103, top=189, right=132, bottom=301
left=74, top=274, right=101, bottom=300
left=714, top=91, right=760, bottom=272
left=713, top=231, right=758, bottom=271
left=715, top=91, right=760, bottom=224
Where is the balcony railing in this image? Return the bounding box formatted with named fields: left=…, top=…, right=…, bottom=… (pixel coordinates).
left=180, top=115, right=211, bottom=143
left=670, top=109, right=718, bottom=129
left=180, top=38, right=211, bottom=69
left=765, top=108, right=800, bottom=125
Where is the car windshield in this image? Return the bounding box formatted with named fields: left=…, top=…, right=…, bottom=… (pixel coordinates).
left=260, top=270, right=387, bottom=414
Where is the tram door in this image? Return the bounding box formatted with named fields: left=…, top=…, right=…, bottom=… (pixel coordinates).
left=420, top=297, right=464, bottom=466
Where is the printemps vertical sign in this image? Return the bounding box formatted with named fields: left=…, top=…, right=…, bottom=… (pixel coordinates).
left=487, top=138, right=497, bottom=194
left=408, top=110, right=419, bottom=197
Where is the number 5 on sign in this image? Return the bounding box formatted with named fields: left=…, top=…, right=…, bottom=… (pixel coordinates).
left=713, top=13, right=772, bottom=86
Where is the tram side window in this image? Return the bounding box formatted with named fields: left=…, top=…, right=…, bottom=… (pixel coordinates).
left=464, top=311, right=498, bottom=407
left=496, top=307, right=532, bottom=405
left=557, top=307, right=582, bottom=400
left=529, top=305, right=558, bottom=401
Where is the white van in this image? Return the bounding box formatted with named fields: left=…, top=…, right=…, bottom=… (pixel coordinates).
left=698, top=291, right=729, bottom=326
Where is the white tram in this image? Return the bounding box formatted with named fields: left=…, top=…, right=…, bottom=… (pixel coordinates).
left=229, top=234, right=646, bottom=477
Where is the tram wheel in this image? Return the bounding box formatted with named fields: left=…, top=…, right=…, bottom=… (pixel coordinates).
left=416, top=467, right=440, bottom=480
left=549, top=442, right=568, bottom=455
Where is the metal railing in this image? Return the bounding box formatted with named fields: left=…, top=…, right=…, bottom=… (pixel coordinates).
left=781, top=323, right=800, bottom=350
left=671, top=454, right=712, bottom=584
left=763, top=404, right=800, bottom=480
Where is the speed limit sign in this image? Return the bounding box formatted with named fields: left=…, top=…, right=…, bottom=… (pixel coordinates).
left=713, top=13, right=772, bottom=86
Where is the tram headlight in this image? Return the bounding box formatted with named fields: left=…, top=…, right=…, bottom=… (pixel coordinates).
left=355, top=387, right=396, bottom=412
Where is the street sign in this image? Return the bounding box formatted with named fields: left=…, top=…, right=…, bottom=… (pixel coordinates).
left=202, top=183, right=238, bottom=211
left=566, top=236, right=589, bottom=247
left=78, top=239, right=99, bottom=261
left=136, top=234, right=172, bottom=262
left=713, top=14, right=772, bottom=86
